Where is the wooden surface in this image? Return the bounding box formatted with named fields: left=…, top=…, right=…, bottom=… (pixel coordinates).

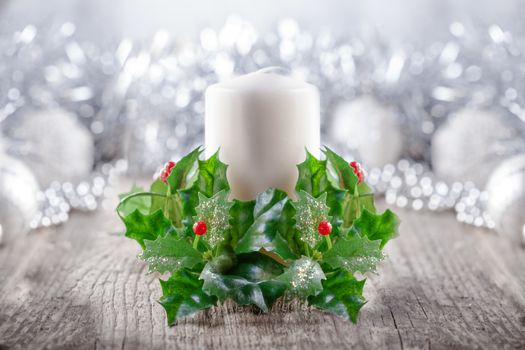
left=1, top=197, right=525, bottom=350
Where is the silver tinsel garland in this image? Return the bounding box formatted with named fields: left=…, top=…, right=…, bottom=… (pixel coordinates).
left=0, top=17, right=524, bottom=240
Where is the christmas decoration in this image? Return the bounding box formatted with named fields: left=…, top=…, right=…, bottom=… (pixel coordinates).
left=367, top=159, right=496, bottom=229
left=117, top=148, right=399, bottom=325
left=0, top=152, right=40, bottom=241
left=317, top=221, right=332, bottom=236
left=349, top=161, right=365, bottom=185
left=160, top=161, right=176, bottom=185
left=485, top=154, right=525, bottom=242
left=2, top=108, right=95, bottom=187
left=0, top=18, right=524, bottom=240
left=329, top=96, right=404, bottom=168
left=193, top=221, right=207, bottom=236
left=431, top=109, right=523, bottom=188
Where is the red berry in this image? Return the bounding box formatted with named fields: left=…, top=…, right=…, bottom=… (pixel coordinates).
left=318, top=221, right=332, bottom=236
left=193, top=221, right=207, bottom=236
left=159, top=161, right=176, bottom=184
left=349, top=161, right=365, bottom=184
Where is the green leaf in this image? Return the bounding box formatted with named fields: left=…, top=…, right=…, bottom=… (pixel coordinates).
left=149, top=179, right=169, bottom=214
left=324, top=187, right=347, bottom=228
left=323, top=148, right=374, bottom=196
left=324, top=147, right=359, bottom=192
left=200, top=253, right=287, bottom=311
left=178, top=186, right=199, bottom=229
left=118, top=185, right=150, bottom=216
left=277, top=256, right=325, bottom=298
left=142, top=235, right=202, bottom=274
left=229, top=199, right=255, bottom=247
left=278, top=200, right=299, bottom=253
left=167, top=147, right=202, bottom=193
left=292, top=191, right=331, bottom=248
left=322, top=235, right=383, bottom=274
left=197, top=150, right=230, bottom=197
left=195, top=190, right=234, bottom=247
left=235, top=188, right=296, bottom=260
left=342, top=193, right=376, bottom=229
left=177, top=151, right=231, bottom=233
left=308, top=269, right=366, bottom=323
left=159, top=269, right=217, bottom=325
left=123, top=209, right=172, bottom=249
left=207, top=243, right=237, bottom=274
left=351, top=209, right=399, bottom=248
left=295, top=150, right=327, bottom=196
left=229, top=252, right=285, bottom=282
left=295, top=151, right=347, bottom=226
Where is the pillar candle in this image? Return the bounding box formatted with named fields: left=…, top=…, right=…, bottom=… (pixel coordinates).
left=205, top=67, right=320, bottom=200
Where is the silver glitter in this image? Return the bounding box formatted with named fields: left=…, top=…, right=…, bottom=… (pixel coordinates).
left=293, top=192, right=330, bottom=247
left=195, top=192, right=232, bottom=247
left=0, top=17, right=524, bottom=236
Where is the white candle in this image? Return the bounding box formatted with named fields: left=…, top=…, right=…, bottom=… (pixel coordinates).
left=205, top=67, right=321, bottom=200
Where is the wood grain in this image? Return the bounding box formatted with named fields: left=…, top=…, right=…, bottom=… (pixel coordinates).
left=0, top=193, right=524, bottom=349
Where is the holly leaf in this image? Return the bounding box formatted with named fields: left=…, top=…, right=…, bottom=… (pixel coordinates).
left=323, top=147, right=372, bottom=194
left=159, top=269, right=217, bottom=325
left=197, top=150, right=230, bottom=197
left=235, top=188, right=296, bottom=260
left=177, top=151, right=231, bottom=232
left=118, top=185, right=150, bottom=216
left=206, top=243, right=237, bottom=274
left=277, top=256, right=325, bottom=298
left=142, top=235, right=202, bottom=274
left=167, top=147, right=202, bottom=193
left=200, top=253, right=287, bottom=311
left=229, top=199, right=255, bottom=247
left=295, top=151, right=347, bottom=226
left=308, top=269, right=366, bottom=323
left=351, top=209, right=399, bottom=248
left=324, top=147, right=359, bottom=192
left=178, top=186, right=199, bottom=231
left=123, top=209, right=173, bottom=249
left=342, top=193, right=377, bottom=229
left=295, top=150, right=328, bottom=196
left=292, top=190, right=331, bottom=248
left=149, top=179, right=169, bottom=214
left=322, top=235, right=383, bottom=274
left=194, top=190, right=234, bottom=247
left=278, top=200, right=299, bottom=253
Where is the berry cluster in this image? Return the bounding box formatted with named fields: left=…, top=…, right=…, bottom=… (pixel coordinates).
left=349, top=161, right=365, bottom=185
left=160, top=161, right=176, bottom=184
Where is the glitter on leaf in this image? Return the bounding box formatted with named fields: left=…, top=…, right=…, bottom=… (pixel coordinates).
left=292, top=190, right=331, bottom=247
left=194, top=190, right=233, bottom=247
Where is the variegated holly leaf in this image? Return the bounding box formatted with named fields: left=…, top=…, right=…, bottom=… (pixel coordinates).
left=194, top=190, right=234, bottom=247
left=277, top=256, right=325, bottom=298
left=292, top=191, right=331, bottom=248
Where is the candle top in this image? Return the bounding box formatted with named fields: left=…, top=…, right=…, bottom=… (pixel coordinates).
left=209, top=67, right=317, bottom=95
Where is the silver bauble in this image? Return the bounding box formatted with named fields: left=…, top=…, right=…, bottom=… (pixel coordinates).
left=329, top=96, right=404, bottom=168
left=485, top=154, right=525, bottom=243
left=5, top=109, right=95, bottom=187
left=431, top=109, right=520, bottom=188
left=0, top=152, right=40, bottom=243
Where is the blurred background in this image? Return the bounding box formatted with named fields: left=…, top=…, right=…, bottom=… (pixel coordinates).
left=0, top=0, right=524, bottom=244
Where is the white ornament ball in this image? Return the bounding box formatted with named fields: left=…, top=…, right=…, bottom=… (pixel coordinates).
left=485, top=154, right=525, bottom=243
left=6, top=109, right=94, bottom=187
left=431, top=109, right=519, bottom=188
left=329, top=96, right=403, bottom=168
left=0, top=152, right=40, bottom=242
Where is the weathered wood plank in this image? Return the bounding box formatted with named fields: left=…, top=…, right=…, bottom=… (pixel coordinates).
left=0, top=192, right=524, bottom=349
